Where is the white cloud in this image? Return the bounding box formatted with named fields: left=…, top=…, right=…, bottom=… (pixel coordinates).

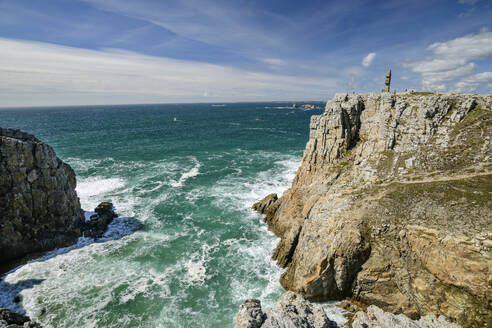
left=361, top=52, right=376, bottom=67
left=81, top=0, right=290, bottom=56
left=0, top=38, right=339, bottom=107
left=454, top=72, right=492, bottom=92
left=404, top=31, right=492, bottom=91
left=258, top=57, right=288, bottom=67
left=428, top=32, right=492, bottom=60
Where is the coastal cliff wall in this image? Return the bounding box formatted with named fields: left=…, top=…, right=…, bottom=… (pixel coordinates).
left=0, top=128, right=85, bottom=263
left=254, top=92, right=492, bottom=327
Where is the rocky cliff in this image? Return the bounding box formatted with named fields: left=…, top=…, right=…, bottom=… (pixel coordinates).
left=0, top=128, right=85, bottom=264
left=254, top=92, right=492, bottom=327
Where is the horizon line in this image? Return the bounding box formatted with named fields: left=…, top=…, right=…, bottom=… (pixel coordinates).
left=0, top=99, right=328, bottom=110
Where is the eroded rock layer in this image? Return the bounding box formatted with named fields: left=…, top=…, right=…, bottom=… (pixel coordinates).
left=0, top=128, right=85, bottom=263
left=254, top=92, right=492, bottom=327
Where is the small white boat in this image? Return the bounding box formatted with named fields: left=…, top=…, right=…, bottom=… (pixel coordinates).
left=173, top=117, right=177, bottom=122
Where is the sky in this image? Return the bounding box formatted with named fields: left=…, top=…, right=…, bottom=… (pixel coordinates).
left=0, top=0, right=491, bottom=107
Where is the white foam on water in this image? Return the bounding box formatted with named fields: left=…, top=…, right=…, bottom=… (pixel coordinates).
left=0, top=229, right=175, bottom=327
left=202, top=151, right=303, bottom=315
left=170, top=162, right=201, bottom=188
left=76, top=176, right=126, bottom=210
left=184, top=259, right=207, bottom=285
left=0, top=147, right=337, bottom=327
left=210, top=152, right=301, bottom=214
left=264, top=106, right=292, bottom=110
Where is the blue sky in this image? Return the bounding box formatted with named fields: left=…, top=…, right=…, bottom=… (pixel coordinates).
left=1, top=0, right=491, bottom=106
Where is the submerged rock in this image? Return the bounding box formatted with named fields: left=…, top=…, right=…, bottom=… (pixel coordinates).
left=236, top=291, right=336, bottom=328
left=253, top=93, right=492, bottom=326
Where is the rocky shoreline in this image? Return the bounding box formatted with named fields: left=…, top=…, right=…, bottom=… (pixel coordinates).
left=1, top=91, right=491, bottom=328
left=0, top=128, right=120, bottom=326
left=0, top=128, right=118, bottom=266
left=241, top=92, right=491, bottom=327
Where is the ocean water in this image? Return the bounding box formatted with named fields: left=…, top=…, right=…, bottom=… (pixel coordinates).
left=0, top=102, right=345, bottom=327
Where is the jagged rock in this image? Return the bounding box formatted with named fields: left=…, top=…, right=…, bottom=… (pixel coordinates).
left=0, top=129, right=117, bottom=264
left=0, top=309, right=41, bottom=327
left=0, top=309, right=29, bottom=325
left=352, top=305, right=461, bottom=328
left=0, top=128, right=84, bottom=264
left=252, top=193, right=279, bottom=222
left=253, top=93, right=492, bottom=326
left=236, top=299, right=266, bottom=328
left=83, top=202, right=117, bottom=238
left=236, top=292, right=335, bottom=328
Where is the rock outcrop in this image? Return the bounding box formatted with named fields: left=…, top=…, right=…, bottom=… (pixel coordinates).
left=83, top=202, right=117, bottom=238
left=352, top=305, right=461, bottom=328
left=0, top=128, right=117, bottom=265
left=0, top=308, right=42, bottom=327
left=0, top=128, right=85, bottom=263
left=254, top=92, right=492, bottom=327
left=236, top=291, right=336, bottom=328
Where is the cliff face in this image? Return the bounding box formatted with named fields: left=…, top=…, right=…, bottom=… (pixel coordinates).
left=0, top=128, right=85, bottom=263
left=255, top=92, right=492, bottom=327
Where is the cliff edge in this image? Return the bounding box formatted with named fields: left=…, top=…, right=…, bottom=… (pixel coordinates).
left=0, top=128, right=85, bottom=263
left=254, top=92, right=492, bottom=327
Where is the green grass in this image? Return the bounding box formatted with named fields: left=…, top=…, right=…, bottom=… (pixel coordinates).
left=409, top=91, right=434, bottom=96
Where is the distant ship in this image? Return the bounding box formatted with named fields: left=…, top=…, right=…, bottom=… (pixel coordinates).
left=173, top=117, right=177, bottom=122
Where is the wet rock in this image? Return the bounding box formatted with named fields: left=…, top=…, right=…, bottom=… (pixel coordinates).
left=0, top=309, right=29, bottom=326
left=83, top=202, right=117, bottom=238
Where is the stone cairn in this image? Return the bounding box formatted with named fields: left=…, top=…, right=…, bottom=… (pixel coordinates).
left=383, top=69, right=391, bottom=92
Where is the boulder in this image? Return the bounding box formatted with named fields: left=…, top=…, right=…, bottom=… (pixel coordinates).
left=83, top=202, right=117, bottom=238
left=352, top=305, right=461, bottom=328
left=236, top=292, right=336, bottom=328
left=236, top=299, right=265, bottom=328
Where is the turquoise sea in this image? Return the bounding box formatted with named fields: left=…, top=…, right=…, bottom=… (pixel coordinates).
left=0, top=102, right=335, bottom=327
